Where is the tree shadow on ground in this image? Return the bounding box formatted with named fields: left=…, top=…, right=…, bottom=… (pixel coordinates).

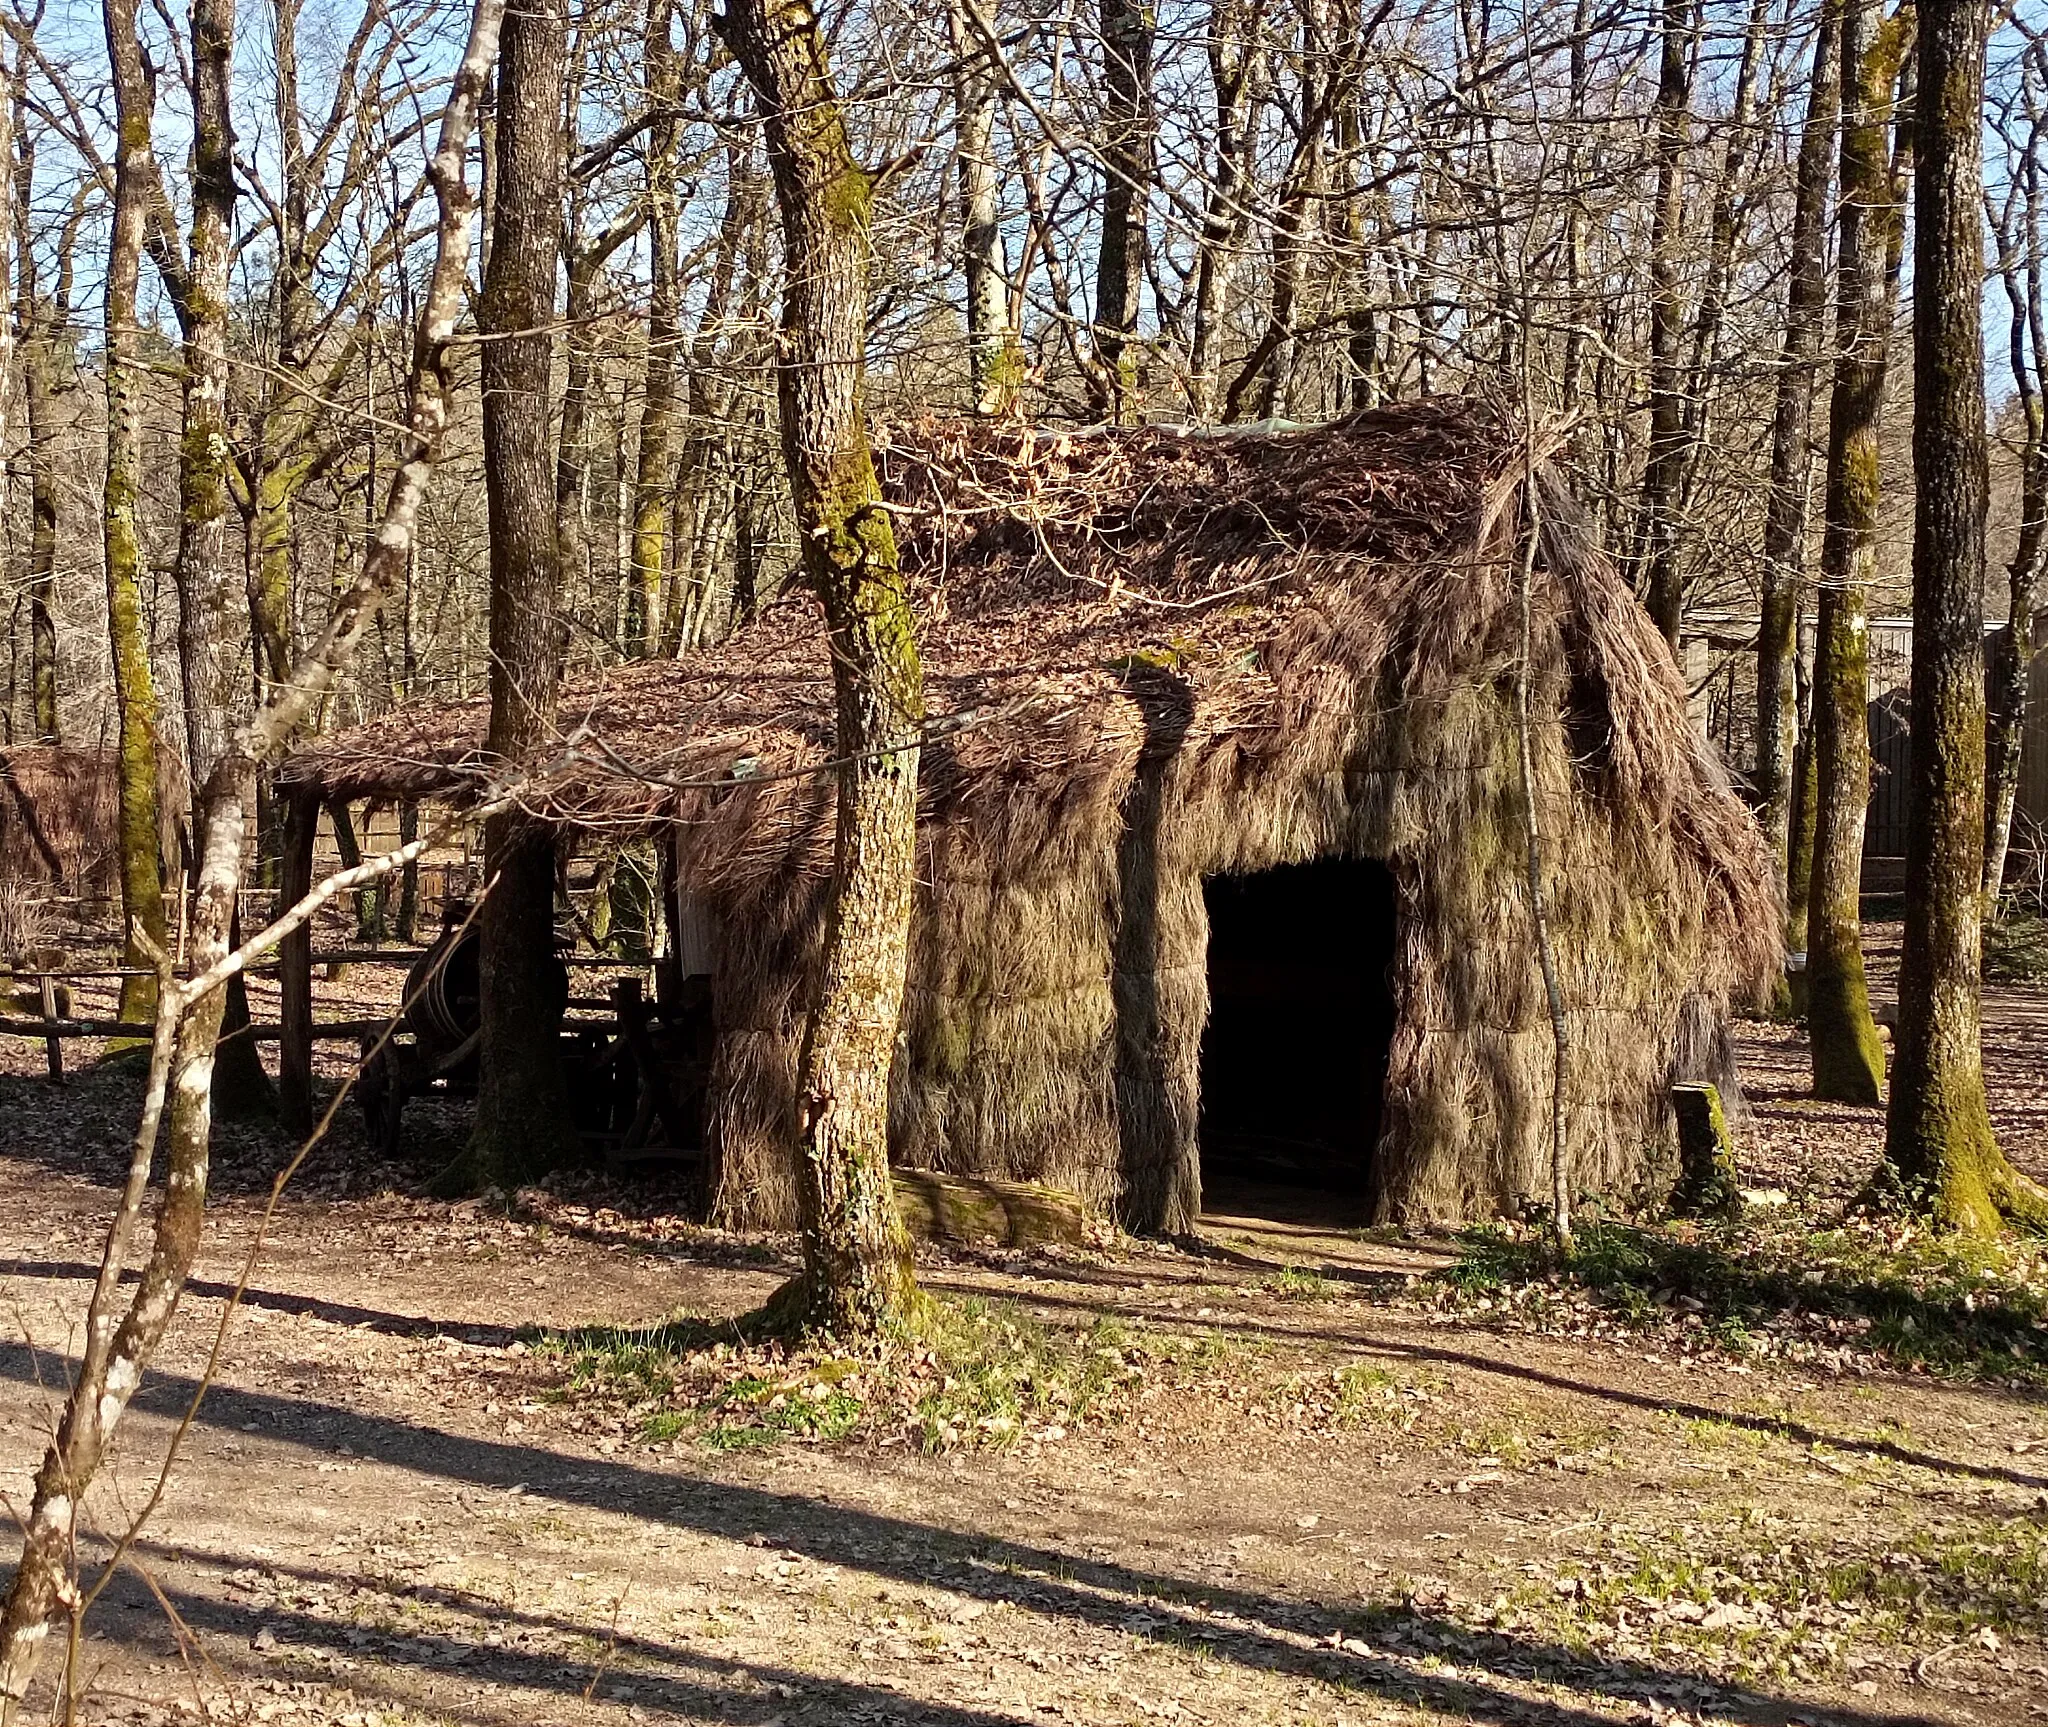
left=0, top=1260, right=531, bottom=1346
left=1441, top=1219, right=2048, bottom=1398
left=0, top=1343, right=1960, bottom=1727
left=1155, top=1229, right=1412, bottom=1294
left=9, top=1244, right=2040, bottom=1495
left=979, top=1281, right=2048, bottom=1493
left=81, top=1557, right=1052, bottom=1727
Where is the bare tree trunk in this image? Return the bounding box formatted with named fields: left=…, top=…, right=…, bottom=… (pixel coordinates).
left=1807, top=0, right=1907, bottom=1107
left=718, top=0, right=921, bottom=1336
left=1088, top=0, right=1151, bottom=422
left=1986, top=131, right=2047, bottom=908
left=1254, top=0, right=1334, bottom=422
left=558, top=208, right=643, bottom=632
left=1673, top=0, right=1769, bottom=519
left=1639, top=0, right=1695, bottom=648
left=628, top=0, right=682, bottom=656
left=1758, top=0, right=1840, bottom=943
left=664, top=156, right=755, bottom=654
left=1558, top=0, right=1591, bottom=416
left=11, top=85, right=62, bottom=744
left=1335, top=85, right=1378, bottom=412
left=1186, top=0, right=1262, bottom=423
left=946, top=0, right=1017, bottom=414
left=1885, top=0, right=2048, bottom=1233
left=100, top=0, right=170, bottom=1028
left=463, top=0, right=577, bottom=1191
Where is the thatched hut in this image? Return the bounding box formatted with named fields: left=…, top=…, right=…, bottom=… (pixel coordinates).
left=0, top=745, right=185, bottom=903
left=280, top=397, right=1777, bottom=1231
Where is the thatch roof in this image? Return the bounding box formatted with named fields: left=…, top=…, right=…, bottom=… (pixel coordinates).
left=281, top=395, right=1772, bottom=980
left=284, top=399, right=1492, bottom=800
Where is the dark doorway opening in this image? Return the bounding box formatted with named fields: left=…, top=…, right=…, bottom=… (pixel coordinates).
left=1198, top=857, right=1399, bottom=1217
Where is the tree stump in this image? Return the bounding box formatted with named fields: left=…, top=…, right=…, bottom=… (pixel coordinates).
left=1670, top=1083, right=1742, bottom=1220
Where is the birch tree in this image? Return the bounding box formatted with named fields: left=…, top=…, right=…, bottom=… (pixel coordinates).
left=0, top=0, right=504, bottom=1686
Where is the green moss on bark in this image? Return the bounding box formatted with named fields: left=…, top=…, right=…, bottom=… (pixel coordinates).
left=1670, top=1084, right=1743, bottom=1220
left=1808, top=958, right=1887, bottom=1104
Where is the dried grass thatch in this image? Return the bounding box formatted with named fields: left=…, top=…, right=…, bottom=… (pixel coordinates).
left=282, top=396, right=1779, bottom=1231
left=0, top=744, right=185, bottom=904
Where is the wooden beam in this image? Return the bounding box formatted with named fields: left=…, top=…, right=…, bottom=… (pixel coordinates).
left=278, top=788, right=319, bottom=1134
left=0, top=1016, right=393, bottom=1041
left=0, top=1016, right=150, bottom=1039
left=8, top=1015, right=632, bottom=1044
left=891, top=1169, right=1087, bottom=1246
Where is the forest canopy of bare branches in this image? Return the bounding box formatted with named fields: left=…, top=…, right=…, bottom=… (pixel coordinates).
left=4, top=0, right=2042, bottom=758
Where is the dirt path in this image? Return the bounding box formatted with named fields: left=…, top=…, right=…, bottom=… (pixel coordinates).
left=1, top=995, right=2045, bottom=1727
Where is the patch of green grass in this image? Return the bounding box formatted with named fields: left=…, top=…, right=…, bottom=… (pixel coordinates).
left=907, top=1298, right=1142, bottom=1451
left=1986, top=913, right=2048, bottom=984
left=1331, top=1364, right=1420, bottom=1430
left=537, top=1296, right=1146, bottom=1454
left=1434, top=1216, right=2048, bottom=1386
left=1514, top=1508, right=2048, bottom=1681
left=535, top=1312, right=733, bottom=1406
left=1158, top=1327, right=1244, bottom=1371
left=1678, top=1414, right=1771, bottom=1456
left=1263, top=1265, right=1341, bottom=1301
left=701, top=1373, right=864, bottom=1449
left=1456, top=1415, right=1534, bottom=1466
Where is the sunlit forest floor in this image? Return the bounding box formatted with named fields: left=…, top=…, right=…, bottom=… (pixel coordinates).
left=0, top=919, right=2043, bottom=1727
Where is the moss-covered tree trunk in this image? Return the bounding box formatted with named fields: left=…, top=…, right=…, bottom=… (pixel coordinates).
left=1786, top=679, right=1818, bottom=1001
left=462, top=0, right=580, bottom=1193
left=101, top=0, right=169, bottom=1028
left=19, top=288, right=60, bottom=745
left=1984, top=513, right=2041, bottom=914
left=1757, top=0, right=1839, bottom=937
left=719, top=0, right=921, bottom=1337
left=1885, top=0, right=2048, bottom=1234
left=1807, top=0, right=1907, bottom=1106
left=172, top=0, right=275, bottom=1119
left=13, top=91, right=64, bottom=744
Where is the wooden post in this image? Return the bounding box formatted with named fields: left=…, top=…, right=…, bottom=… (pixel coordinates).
left=655, top=826, right=681, bottom=1009
left=37, top=974, right=62, bottom=1083
left=278, top=788, right=318, bottom=1134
